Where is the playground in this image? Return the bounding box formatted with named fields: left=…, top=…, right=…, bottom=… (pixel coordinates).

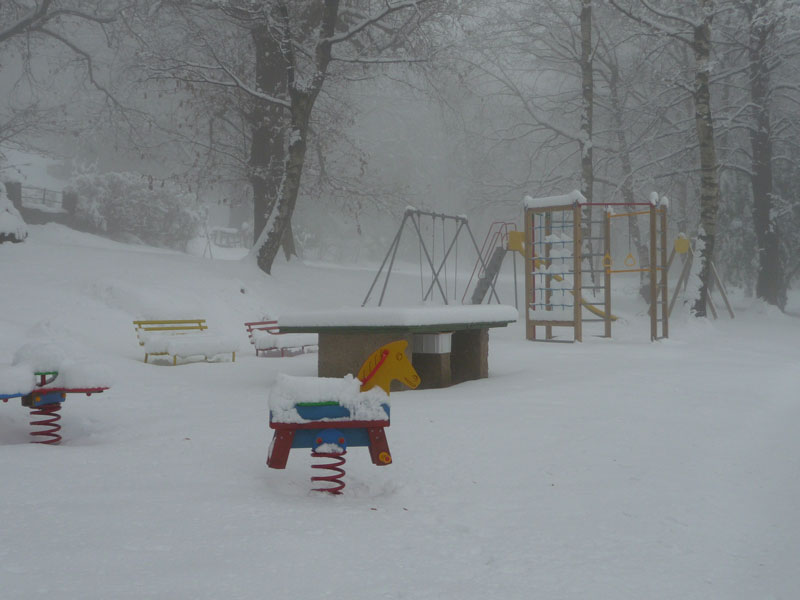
left=1, top=222, right=799, bottom=599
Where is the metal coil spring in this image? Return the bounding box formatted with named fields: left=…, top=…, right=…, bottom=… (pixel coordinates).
left=310, top=451, right=347, bottom=494
left=29, top=404, right=62, bottom=444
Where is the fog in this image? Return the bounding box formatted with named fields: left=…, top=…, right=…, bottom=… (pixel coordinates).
left=2, top=0, right=799, bottom=307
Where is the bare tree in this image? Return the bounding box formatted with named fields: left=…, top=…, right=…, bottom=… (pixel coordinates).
left=0, top=2, right=133, bottom=107
left=608, top=0, right=723, bottom=317
left=141, top=1, right=443, bottom=274
left=721, top=0, right=800, bottom=309
left=0, top=0, right=151, bottom=181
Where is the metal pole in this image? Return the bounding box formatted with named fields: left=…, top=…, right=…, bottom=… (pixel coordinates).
left=512, top=245, right=518, bottom=310
left=362, top=212, right=408, bottom=307
left=604, top=208, right=611, bottom=338
left=464, top=222, right=502, bottom=304
left=660, top=206, right=669, bottom=338
left=410, top=213, right=449, bottom=304
left=525, top=209, right=535, bottom=340
left=422, top=221, right=465, bottom=302
left=573, top=203, right=583, bottom=342
left=711, top=262, right=735, bottom=319
left=649, top=204, right=657, bottom=340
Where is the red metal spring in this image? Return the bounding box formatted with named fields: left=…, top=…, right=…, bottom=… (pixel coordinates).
left=310, top=451, right=347, bottom=494
left=29, top=404, right=62, bottom=445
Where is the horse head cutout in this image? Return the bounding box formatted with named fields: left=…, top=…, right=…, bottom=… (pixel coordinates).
left=357, top=340, right=420, bottom=395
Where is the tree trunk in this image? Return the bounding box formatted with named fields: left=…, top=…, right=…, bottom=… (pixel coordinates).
left=579, top=0, right=596, bottom=284
left=691, top=2, right=721, bottom=317
left=249, top=23, right=289, bottom=247
left=253, top=0, right=339, bottom=275
left=281, top=219, right=297, bottom=260
left=748, top=4, right=785, bottom=309
left=256, top=101, right=310, bottom=274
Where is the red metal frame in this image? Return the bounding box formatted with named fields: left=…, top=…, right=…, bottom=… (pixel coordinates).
left=244, top=320, right=314, bottom=357
left=267, top=421, right=391, bottom=469
left=29, top=387, right=108, bottom=395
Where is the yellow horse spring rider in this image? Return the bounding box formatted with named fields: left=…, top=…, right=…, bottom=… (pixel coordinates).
left=266, top=340, right=420, bottom=494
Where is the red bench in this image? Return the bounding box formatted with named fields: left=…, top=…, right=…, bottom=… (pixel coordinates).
left=244, top=320, right=318, bottom=357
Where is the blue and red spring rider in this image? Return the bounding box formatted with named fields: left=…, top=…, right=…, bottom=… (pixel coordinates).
left=267, top=340, right=420, bottom=494
left=1, top=347, right=109, bottom=444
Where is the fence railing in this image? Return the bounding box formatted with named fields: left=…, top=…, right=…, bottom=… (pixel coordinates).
left=20, top=186, right=63, bottom=210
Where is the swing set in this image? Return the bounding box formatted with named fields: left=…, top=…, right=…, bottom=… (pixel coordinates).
left=362, top=207, right=496, bottom=307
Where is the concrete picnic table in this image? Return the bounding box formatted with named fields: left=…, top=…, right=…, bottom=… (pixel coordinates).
left=278, top=305, right=518, bottom=389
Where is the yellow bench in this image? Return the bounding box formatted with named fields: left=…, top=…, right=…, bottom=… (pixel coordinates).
left=133, top=319, right=237, bottom=365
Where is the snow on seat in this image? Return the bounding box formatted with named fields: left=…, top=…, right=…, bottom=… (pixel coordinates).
left=244, top=320, right=317, bottom=357
left=162, top=334, right=238, bottom=364
left=0, top=365, right=36, bottom=400
left=133, top=319, right=237, bottom=365
left=251, top=330, right=318, bottom=357
left=269, top=373, right=390, bottom=425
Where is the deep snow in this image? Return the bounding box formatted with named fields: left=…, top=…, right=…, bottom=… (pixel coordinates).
left=1, top=224, right=799, bottom=599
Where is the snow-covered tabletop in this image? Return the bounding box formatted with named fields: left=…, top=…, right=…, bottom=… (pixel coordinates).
left=278, top=305, right=518, bottom=333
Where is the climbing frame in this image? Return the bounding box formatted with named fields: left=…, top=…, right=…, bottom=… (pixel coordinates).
left=524, top=197, right=587, bottom=342
left=523, top=191, right=669, bottom=342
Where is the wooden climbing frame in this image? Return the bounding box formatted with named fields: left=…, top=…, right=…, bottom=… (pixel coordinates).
left=523, top=195, right=668, bottom=342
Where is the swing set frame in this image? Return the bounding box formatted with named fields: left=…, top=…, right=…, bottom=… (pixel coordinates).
left=362, top=207, right=496, bottom=307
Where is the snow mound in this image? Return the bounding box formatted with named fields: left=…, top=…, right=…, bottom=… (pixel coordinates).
left=10, top=341, right=112, bottom=389
left=0, top=185, right=28, bottom=242
left=0, top=365, right=36, bottom=395
left=12, top=341, right=68, bottom=371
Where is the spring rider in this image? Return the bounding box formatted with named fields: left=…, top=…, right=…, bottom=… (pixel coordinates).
left=267, top=340, right=420, bottom=494
left=1, top=367, right=109, bottom=444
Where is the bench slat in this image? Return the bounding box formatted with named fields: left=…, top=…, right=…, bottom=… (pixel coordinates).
left=137, top=325, right=208, bottom=332
left=135, top=319, right=206, bottom=328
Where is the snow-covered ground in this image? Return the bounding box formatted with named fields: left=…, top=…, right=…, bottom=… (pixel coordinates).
left=1, top=224, right=799, bottom=599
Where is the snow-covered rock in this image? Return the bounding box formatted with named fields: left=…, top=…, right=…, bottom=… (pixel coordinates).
left=0, top=184, right=28, bottom=242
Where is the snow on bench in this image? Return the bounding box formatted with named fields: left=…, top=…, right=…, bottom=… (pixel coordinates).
left=244, top=320, right=317, bottom=357
left=133, top=319, right=237, bottom=365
